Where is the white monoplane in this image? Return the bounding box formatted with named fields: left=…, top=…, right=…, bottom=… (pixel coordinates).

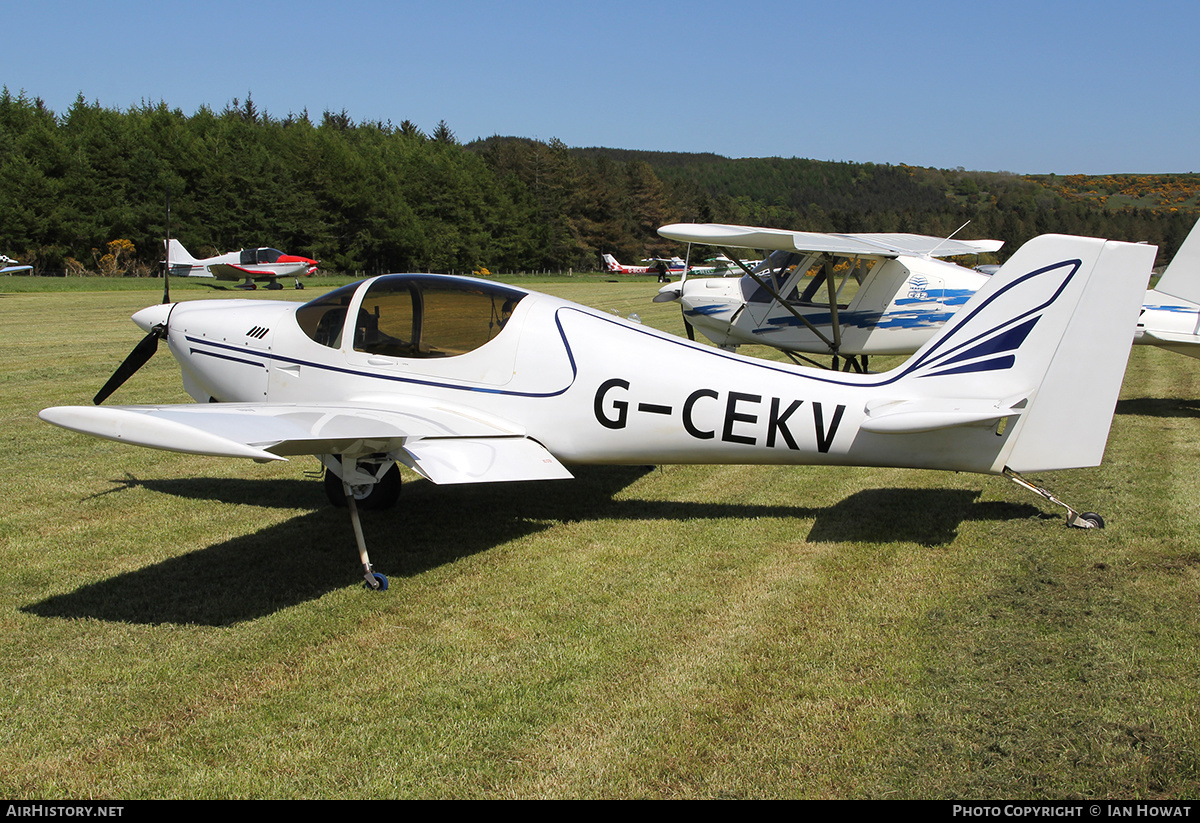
left=165, top=239, right=319, bottom=290
left=1, top=254, right=32, bottom=275
left=1134, top=221, right=1200, bottom=358
left=41, top=232, right=1151, bottom=590
left=656, top=220, right=1200, bottom=367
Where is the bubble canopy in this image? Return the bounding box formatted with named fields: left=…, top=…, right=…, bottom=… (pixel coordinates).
left=295, top=274, right=529, bottom=358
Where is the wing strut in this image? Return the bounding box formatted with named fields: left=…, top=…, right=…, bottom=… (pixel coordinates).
left=719, top=245, right=865, bottom=372
left=719, top=246, right=839, bottom=353
left=822, top=257, right=842, bottom=355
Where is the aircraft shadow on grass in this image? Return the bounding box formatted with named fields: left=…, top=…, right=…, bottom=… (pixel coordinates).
left=1115, top=397, right=1200, bottom=418
left=24, top=466, right=1041, bottom=627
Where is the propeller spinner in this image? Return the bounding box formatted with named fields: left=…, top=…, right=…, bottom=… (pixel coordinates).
left=93, top=304, right=173, bottom=405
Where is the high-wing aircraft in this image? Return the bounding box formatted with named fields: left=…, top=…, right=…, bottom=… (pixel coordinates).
left=165, top=239, right=319, bottom=290
left=1, top=254, right=32, bottom=275
left=601, top=253, right=655, bottom=274
left=40, top=232, right=1152, bottom=591
left=656, top=220, right=1200, bottom=367
left=654, top=223, right=1003, bottom=370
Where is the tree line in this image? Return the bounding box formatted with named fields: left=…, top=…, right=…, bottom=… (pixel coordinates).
left=2, top=89, right=1197, bottom=276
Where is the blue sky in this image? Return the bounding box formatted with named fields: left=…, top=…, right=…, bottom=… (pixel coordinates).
left=4, top=0, right=1196, bottom=174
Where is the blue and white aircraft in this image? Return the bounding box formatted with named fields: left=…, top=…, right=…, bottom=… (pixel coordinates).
left=656, top=220, right=1200, bottom=368
left=1134, top=221, right=1200, bottom=358
left=40, top=232, right=1151, bottom=590
left=654, top=223, right=1003, bottom=370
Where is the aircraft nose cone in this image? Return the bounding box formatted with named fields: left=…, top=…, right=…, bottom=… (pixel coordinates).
left=132, top=303, right=172, bottom=333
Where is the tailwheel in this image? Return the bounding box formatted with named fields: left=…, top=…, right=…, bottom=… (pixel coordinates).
left=1003, top=468, right=1105, bottom=529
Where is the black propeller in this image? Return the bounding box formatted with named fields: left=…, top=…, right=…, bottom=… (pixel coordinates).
left=93, top=323, right=166, bottom=405
left=95, top=200, right=175, bottom=406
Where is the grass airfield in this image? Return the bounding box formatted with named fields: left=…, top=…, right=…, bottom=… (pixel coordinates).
left=2, top=277, right=1199, bottom=798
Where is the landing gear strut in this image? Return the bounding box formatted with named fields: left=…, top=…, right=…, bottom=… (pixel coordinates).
left=344, top=486, right=389, bottom=590
left=1004, top=467, right=1105, bottom=529
left=322, top=455, right=401, bottom=590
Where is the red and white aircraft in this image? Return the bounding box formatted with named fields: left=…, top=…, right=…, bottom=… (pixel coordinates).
left=601, top=253, right=656, bottom=274
left=165, top=239, right=319, bottom=290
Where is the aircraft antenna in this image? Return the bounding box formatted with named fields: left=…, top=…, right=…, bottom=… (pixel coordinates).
left=925, top=220, right=971, bottom=259
left=163, top=191, right=171, bottom=304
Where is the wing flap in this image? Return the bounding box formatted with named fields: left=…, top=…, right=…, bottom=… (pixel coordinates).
left=399, top=437, right=573, bottom=484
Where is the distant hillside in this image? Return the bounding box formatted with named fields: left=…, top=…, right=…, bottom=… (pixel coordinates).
left=572, top=147, right=1200, bottom=265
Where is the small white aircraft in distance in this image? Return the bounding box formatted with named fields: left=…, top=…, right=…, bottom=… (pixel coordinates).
left=1133, top=220, right=1200, bottom=358
left=656, top=219, right=1200, bottom=367
left=165, top=239, right=319, bottom=290
left=654, top=223, right=1003, bottom=371
left=1, top=254, right=32, bottom=275
left=41, top=231, right=1152, bottom=591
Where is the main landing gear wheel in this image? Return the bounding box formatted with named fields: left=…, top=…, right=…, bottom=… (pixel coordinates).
left=1075, top=512, right=1105, bottom=530
left=324, top=462, right=401, bottom=510
left=365, top=572, right=389, bottom=591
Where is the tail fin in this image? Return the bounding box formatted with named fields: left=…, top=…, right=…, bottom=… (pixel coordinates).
left=871, top=234, right=1152, bottom=472
left=1148, top=218, right=1200, bottom=305
left=601, top=253, right=619, bottom=272
left=165, top=238, right=198, bottom=265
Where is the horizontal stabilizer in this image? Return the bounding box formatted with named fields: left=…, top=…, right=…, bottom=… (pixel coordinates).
left=860, top=398, right=1022, bottom=434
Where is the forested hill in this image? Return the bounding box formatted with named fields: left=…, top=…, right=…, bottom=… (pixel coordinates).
left=573, top=147, right=1200, bottom=265
left=2, top=89, right=1197, bottom=276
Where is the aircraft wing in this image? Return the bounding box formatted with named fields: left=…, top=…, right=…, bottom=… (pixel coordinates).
left=659, top=223, right=1002, bottom=258
left=38, top=401, right=573, bottom=484
left=1, top=265, right=33, bottom=274
left=208, top=263, right=274, bottom=281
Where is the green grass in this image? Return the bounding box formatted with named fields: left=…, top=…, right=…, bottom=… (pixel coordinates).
left=1, top=284, right=1198, bottom=798
left=0, top=270, right=653, bottom=294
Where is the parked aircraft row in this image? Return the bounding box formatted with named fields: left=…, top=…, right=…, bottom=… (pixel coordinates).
left=601, top=252, right=758, bottom=278
left=41, top=227, right=1154, bottom=590
left=653, top=220, right=1200, bottom=370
